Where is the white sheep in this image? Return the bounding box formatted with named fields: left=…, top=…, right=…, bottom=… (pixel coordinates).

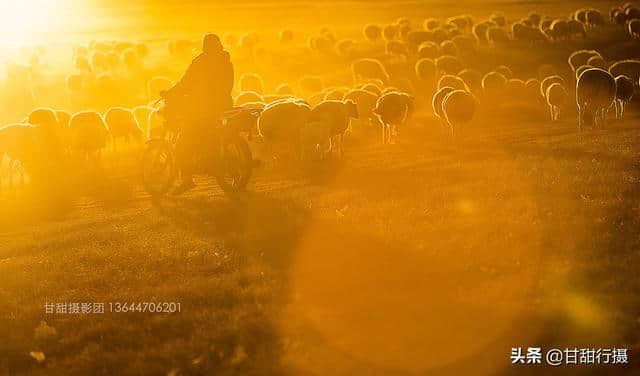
left=432, top=86, right=456, bottom=127
left=609, top=59, right=640, bottom=83
left=351, top=58, right=389, bottom=83
left=576, top=68, right=616, bottom=131
left=0, top=124, right=38, bottom=187
left=442, top=90, right=477, bottom=140
left=306, top=100, right=359, bottom=157
left=546, top=83, right=567, bottom=121
left=257, top=99, right=311, bottom=160
left=481, top=71, right=508, bottom=99
left=68, top=111, right=108, bottom=159
left=344, top=89, right=379, bottom=131
left=103, top=107, right=144, bottom=150
left=438, top=75, right=469, bottom=91
left=540, top=75, right=566, bottom=99
left=239, top=73, right=265, bottom=94
left=235, top=91, right=264, bottom=106
left=614, top=75, right=634, bottom=119
left=568, top=50, right=601, bottom=72
left=373, top=91, right=414, bottom=144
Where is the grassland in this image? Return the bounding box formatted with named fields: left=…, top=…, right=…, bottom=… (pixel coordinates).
left=1, top=108, right=639, bottom=375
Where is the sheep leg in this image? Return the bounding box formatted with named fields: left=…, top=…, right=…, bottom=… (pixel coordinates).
left=339, top=133, right=344, bottom=157
left=577, top=105, right=583, bottom=132
left=548, top=104, right=554, bottom=121
left=614, top=100, right=621, bottom=119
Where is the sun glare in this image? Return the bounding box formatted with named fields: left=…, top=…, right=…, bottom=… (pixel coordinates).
left=0, top=0, right=69, bottom=45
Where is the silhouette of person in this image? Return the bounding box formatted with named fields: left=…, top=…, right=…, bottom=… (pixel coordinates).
left=165, top=33, right=234, bottom=194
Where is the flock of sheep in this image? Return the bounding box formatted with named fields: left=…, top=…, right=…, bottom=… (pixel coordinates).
left=1, top=1, right=640, bottom=187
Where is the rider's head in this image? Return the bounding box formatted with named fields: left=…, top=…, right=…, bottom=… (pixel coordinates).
left=202, top=33, right=223, bottom=55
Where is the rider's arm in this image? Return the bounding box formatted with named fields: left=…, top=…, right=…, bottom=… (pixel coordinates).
left=166, top=56, right=201, bottom=97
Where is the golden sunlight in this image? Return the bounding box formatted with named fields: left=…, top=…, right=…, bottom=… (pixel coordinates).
left=0, top=0, right=71, bottom=45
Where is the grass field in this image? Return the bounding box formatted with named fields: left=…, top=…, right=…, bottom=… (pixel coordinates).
left=1, top=0, right=640, bottom=374
left=1, top=108, right=639, bottom=375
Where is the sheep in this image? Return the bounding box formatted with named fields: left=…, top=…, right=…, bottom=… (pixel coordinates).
left=438, top=75, right=469, bottom=91
left=549, top=20, right=570, bottom=40
left=432, top=86, right=456, bottom=127
left=447, top=15, right=470, bottom=30
left=481, top=71, right=508, bottom=99
left=239, top=73, right=264, bottom=94
left=587, top=55, right=607, bottom=69
left=440, top=40, right=458, bottom=56
left=473, top=21, right=494, bottom=44
left=568, top=49, right=601, bottom=72
left=424, top=18, right=440, bottom=31
left=490, top=13, right=506, bottom=27
left=235, top=91, right=264, bottom=106
left=629, top=19, right=640, bottom=39
left=135, top=42, right=149, bottom=59
left=386, top=40, right=409, bottom=57
left=68, top=111, right=108, bottom=159
left=335, top=39, right=357, bottom=58
left=351, top=58, right=390, bottom=84
left=398, top=24, right=412, bottom=40
left=567, top=19, right=587, bottom=39
left=133, top=105, right=154, bottom=137
left=106, top=51, right=120, bottom=70
left=540, top=75, right=565, bottom=98
left=299, top=76, right=324, bottom=95
left=257, top=99, right=311, bottom=160
left=458, top=68, right=483, bottom=93
left=0, top=124, right=39, bottom=187
left=306, top=100, right=359, bottom=157
left=27, top=108, right=59, bottom=133
left=451, top=34, right=477, bottom=54
left=344, top=89, right=379, bottom=130
left=528, top=12, right=542, bottom=26
left=121, top=48, right=140, bottom=70
left=383, top=24, right=398, bottom=40
left=373, top=91, right=414, bottom=144
left=495, top=65, right=513, bottom=79
left=90, top=51, right=108, bottom=72
left=546, top=83, right=567, bottom=121
left=539, top=64, right=558, bottom=80
left=323, top=88, right=348, bottom=101
left=505, top=79, right=527, bottom=101
left=275, top=83, right=294, bottom=96
left=614, top=75, right=634, bottom=119
left=417, top=41, right=439, bottom=58
left=525, top=78, right=542, bottom=102
left=360, top=83, right=383, bottom=97
left=415, top=58, right=437, bottom=83
left=223, top=33, right=238, bottom=48
left=586, top=9, right=605, bottom=27
left=576, top=68, right=616, bottom=131
left=435, top=55, right=463, bottom=75
left=103, top=107, right=143, bottom=150
left=75, top=55, right=91, bottom=72
left=363, top=24, right=383, bottom=43
left=66, top=73, right=83, bottom=92
left=609, top=59, right=640, bottom=82
left=56, top=110, right=71, bottom=130
left=575, top=65, right=594, bottom=79
left=279, top=29, right=294, bottom=43
left=442, top=90, right=476, bottom=140
left=486, top=26, right=510, bottom=46
left=147, top=77, right=173, bottom=100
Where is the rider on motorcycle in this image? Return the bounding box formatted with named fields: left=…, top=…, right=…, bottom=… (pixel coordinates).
left=163, top=33, right=234, bottom=194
